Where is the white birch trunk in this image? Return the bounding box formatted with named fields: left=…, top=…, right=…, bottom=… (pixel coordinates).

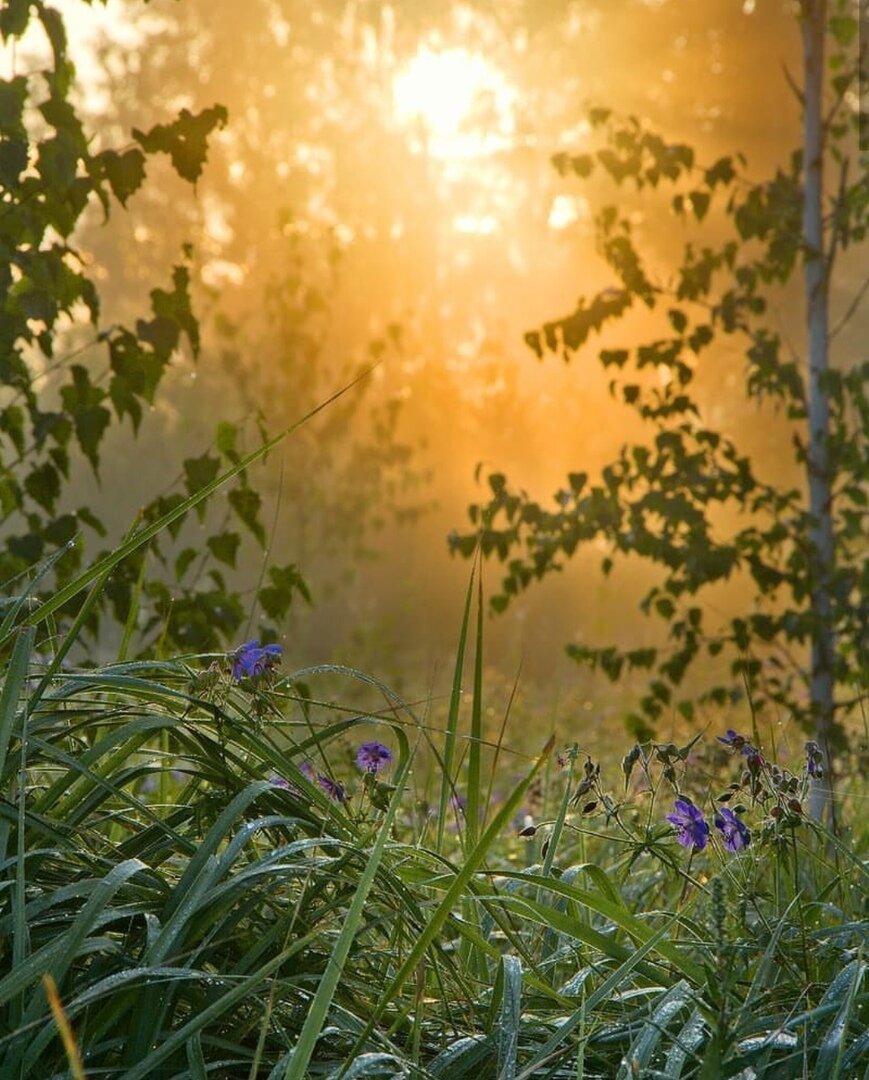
left=801, top=0, right=836, bottom=822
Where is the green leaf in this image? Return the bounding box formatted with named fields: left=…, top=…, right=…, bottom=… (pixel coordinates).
left=207, top=530, right=240, bottom=568
left=1, top=404, right=25, bottom=454
left=75, top=505, right=106, bottom=537
left=215, top=420, right=238, bottom=461
left=183, top=452, right=221, bottom=496
left=258, top=562, right=310, bottom=620
left=688, top=191, right=710, bottom=221
left=23, top=462, right=60, bottom=513
left=8, top=371, right=370, bottom=644
left=0, top=136, right=27, bottom=185
left=228, top=486, right=265, bottom=546
left=97, top=146, right=147, bottom=207
left=59, top=365, right=111, bottom=472
left=174, top=547, right=197, bottom=580
left=0, top=0, right=31, bottom=41
left=133, top=104, right=228, bottom=184
left=829, top=15, right=857, bottom=46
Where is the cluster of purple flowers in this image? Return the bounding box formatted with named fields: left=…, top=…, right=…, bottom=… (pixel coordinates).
left=666, top=797, right=751, bottom=853
left=231, top=640, right=282, bottom=681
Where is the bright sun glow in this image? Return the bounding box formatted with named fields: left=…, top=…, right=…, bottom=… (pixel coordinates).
left=393, top=47, right=516, bottom=159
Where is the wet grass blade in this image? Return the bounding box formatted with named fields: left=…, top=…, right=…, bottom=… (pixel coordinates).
left=0, top=626, right=34, bottom=792
left=495, top=955, right=522, bottom=1080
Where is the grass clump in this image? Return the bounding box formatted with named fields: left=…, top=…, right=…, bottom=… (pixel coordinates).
left=0, top=584, right=866, bottom=1078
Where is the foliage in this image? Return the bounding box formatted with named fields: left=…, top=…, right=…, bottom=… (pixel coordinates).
left=451, top=9, right=867, bottom=755
left=0, top=576, right=866, bottom=1078
left=76, top=0, right=432, bottom=611
left=0, top=1, right=309, bottom=655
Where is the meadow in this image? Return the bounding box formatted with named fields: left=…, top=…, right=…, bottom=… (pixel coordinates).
left=0, top=545, right=866, bottom=1079
left=2, top=2, right=867, bottom=1076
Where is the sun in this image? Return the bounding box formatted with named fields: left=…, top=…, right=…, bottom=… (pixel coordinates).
left=392, top=46, right=516, bottom=159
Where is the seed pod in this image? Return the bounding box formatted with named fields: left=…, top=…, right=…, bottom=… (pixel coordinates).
left=582, top=800, right=598, bottom=815
left=787, top=798, right=803, bottom=815
left=769, top=805, right=785, bottom=820
left=518, top=824, right=537, bottom=838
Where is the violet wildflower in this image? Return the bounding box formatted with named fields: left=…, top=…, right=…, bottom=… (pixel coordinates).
left=356, top=741, right=393, bottom=773
left=805, top=741, right=823, bottom=778
left=299, top=761, right=315, bottom=781
left=231, top=640, right=282, bottom=681
left=716, top=729, right=755, bottom=755
left=665, top=799, right=710, bottom=851
left=714, top=807, right=751, bottom=851
left=269, top=775, right=291, bottom=789
left=317, top=774, right=346, bottom=804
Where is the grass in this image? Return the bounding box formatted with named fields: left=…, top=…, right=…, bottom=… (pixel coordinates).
left=0, top=591, right=866, bottom=1079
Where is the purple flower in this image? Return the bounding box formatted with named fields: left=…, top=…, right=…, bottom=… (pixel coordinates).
left=269, top=775, right=291, bottom=789
left=356, top=741, right=393, bottom=773
left=666, top=799, right=710, bottom=851
left=231, top=640, right=282, bottom=681
left=714, top=807, right=751, bottom=851
left=317, top=774, right=346, bottom=803
left=299, top=761, right=315, bottom=781
left=805, top=741, right=823, bottom=777
left=716, top=729, right=755, bottom=755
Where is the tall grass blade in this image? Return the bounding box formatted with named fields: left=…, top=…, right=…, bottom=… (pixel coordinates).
left=30, top=561, right=115, bottom=708
left=465, top=570, right=484, bottom=849
left=436, top=562, right=475, bottom=851
left=0, top=626, right=34, bottom=790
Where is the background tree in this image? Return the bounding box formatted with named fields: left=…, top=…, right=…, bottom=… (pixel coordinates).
left=0, top=0, right=309, bottom=655
left=453, top=0, right=867, bottom=814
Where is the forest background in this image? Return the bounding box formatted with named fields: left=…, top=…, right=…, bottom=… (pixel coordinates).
left=5, top=0, right=868, bottom=758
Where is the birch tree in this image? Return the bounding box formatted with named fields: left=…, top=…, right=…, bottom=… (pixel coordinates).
left=452, top=0, right=867, bottom=819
